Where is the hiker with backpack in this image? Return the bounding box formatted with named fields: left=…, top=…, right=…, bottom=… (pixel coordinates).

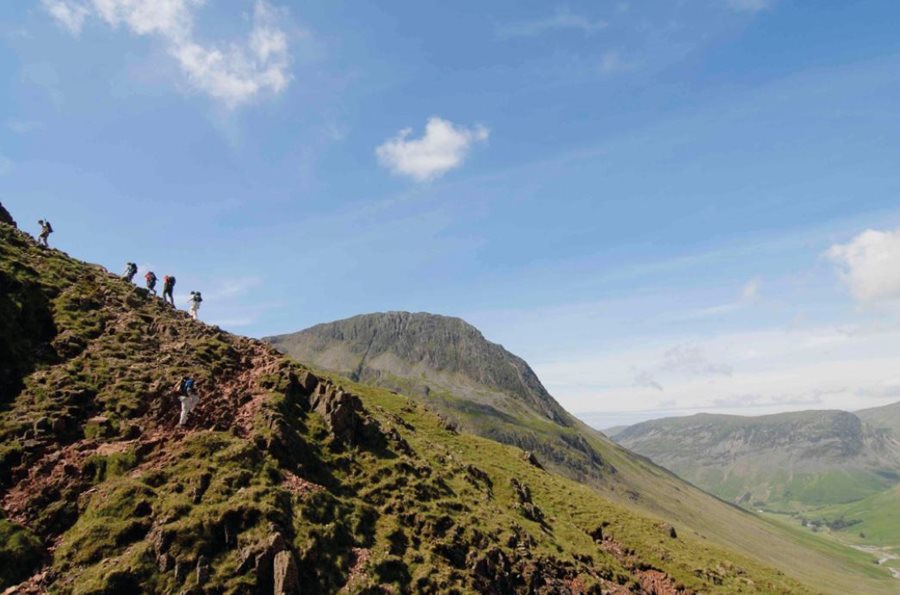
left=162, top=275, right=176, bottom=306
left=123, top=262, right=138, bottom=282
left=189, top=291, right=202, bottom=320
left=145, top=271, right=158, bottom=295
left=176, top=376, right=199, bottom=426
left=37, top=219, right=53, bottom=247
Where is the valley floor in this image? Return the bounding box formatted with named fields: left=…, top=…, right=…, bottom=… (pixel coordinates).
left=759, top=511, right=900, bottom=583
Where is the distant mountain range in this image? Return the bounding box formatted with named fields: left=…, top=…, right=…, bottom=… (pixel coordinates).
left=609, top=407, right=900, bottom=509
left=608, top=402, right=900, bottom=562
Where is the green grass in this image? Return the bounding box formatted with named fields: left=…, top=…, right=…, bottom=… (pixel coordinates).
left=813, top=485, right=900, bottom=547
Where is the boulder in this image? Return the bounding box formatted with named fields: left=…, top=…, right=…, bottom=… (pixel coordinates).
left=521, top=451, right=544, bottom=470
left=273, top=550, right=300, bottom=594
left=196, top=555, right=210, bottom=585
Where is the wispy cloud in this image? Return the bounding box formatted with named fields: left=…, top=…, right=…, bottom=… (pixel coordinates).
left=0, top=155, right=12, bottom=176
left=41, top=0, right=89, bottom=34
left=498, top=8, right=607, bottom=39
left=598, top=49, right=634, bottom=75
left=376, top=117, right=489, bottom=182
left=630, top=344, right=732, bottom=393
left=725, top=0, right=773, bottom=13
left=41, top=0, right=293, bottom=108
left=633, top=369, right=663, bottom=391
left=828, top=227, right=900, bottom=304
left=7, top=120, right=44, bottom=134
left=662, top=345, right=733, bottom=377
left=673, top=276, right=762, bottom=320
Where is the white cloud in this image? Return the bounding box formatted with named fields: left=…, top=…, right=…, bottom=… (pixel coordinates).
left=599, top=49, right=633, bottom=75
left=376, top=117, right=489, bottom=182
left=662, top=345, right=733, bottom=377
left=42, top=0, right=90, bottom=34
left=726, top=0, right=773, bottom=12
left=741, top=276, right=761, bottom=301
left=633, top=369, right=663, bottom=391
left=828, top=228, right=900, bottom=303
left=42, top=0, right=292, bottom=108
left=7, top=120, right=44, bottom=134
left=498, top=8, right=607, bottom=39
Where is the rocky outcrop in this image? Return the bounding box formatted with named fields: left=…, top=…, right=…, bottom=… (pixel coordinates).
left=0, top=202, right=16, bottom=228
left=509, top=478, right=546, bottom=526
left=273, top=550, right=300, bottom=595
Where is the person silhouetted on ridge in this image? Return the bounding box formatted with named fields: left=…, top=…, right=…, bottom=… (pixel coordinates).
left=37, top=219, right=53, bottom=247
left=123, top=262, right=138, bottom=282
left=176, top=376, right=199, bottom=426
left=145, top=270, right=158, bottom=295
left=189, top=291, right=202, bottom=320
left=162, top=275, right=176, bottom=306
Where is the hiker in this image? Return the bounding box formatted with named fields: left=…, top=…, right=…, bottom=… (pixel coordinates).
left=37, top=219, right=53, bottom=247
left=189, top=291, right=202, bottom=320
left=162, top=275, right=176, bottom=306
left=123, top=262, right=138, bottom=282
left=176, top=376, right=199, bottom=426
left=145, top=271, right=158, bottom=295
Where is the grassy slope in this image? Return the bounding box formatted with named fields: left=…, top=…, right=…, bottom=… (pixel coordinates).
left=296, top=355, right=899, bottom=594
left=813, top=485, right=900, bottom=548
left=857, top=401, right=900, bottom=437
left=0, top=222, right=822, bottom=594
left=269, top=325, right=900, bottom=593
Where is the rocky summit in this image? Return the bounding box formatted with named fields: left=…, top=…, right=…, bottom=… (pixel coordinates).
left=265, top=313, right=614, bottom=486
left=0, top=212, right=822, bottom=593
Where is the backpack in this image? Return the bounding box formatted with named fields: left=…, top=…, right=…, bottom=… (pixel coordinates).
left=179, top=378, right=195, bottom=394
left=45, top=221, right=53, bottom=234
left=193, top=292, right=203, bottom=303
left=165, top=276, right=176, bottom=288
left=146, top=272, right=156, bottom=283
left=129, top=263, right=137, bottom=274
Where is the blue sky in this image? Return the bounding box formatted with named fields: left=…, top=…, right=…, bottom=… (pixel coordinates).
left=4, top=1, right=900, bottom=425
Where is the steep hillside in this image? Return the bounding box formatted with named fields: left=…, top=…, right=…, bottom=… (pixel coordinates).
left=857, top=401, right=900, bottom=437
left=0, top=217, right=823, bottom=593
left=612, top=410, right=900, bottom=509
left=266, top=314, right=899, bottom=593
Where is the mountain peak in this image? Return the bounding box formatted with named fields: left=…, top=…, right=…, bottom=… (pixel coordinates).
left=267, top=311, right=571, bottom=427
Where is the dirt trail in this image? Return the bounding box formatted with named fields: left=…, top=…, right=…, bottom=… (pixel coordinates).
left=850, top=545, right=900, bottom=580
left=0, top=335, right=283, bottom=533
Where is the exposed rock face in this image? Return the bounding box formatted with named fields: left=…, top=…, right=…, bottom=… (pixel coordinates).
left=0, top=202, right=16, bottom=228
left=265, top=312, right=614, bottom=486
left=273, top=550, right=300, bottom=595
left=266, top=312, right=570, bottom=425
